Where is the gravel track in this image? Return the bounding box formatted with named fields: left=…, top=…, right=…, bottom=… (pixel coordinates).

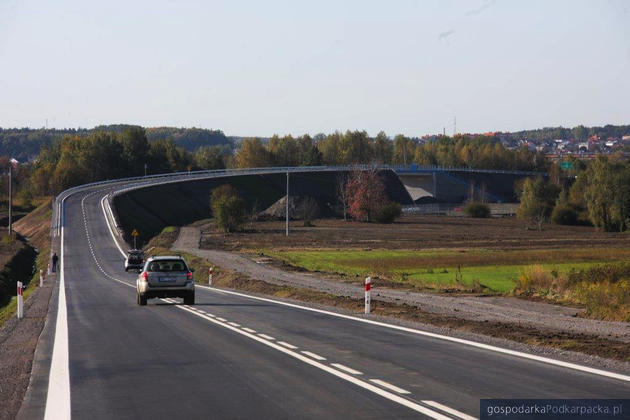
left=173, top=227, right=630, bottom=343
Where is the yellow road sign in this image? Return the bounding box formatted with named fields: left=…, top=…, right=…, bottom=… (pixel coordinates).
left=131, top=229, right=139, bottom=237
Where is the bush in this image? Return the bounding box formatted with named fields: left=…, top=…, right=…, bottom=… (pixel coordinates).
left=464, top=202, right=490, bottom=218
left=210, top=185, right=244, bottom=233
left=374, top=202, right=402, bottom=224
left=517, top=264, right=554, bottom=293
left=551, top=204, right=579, bottom=225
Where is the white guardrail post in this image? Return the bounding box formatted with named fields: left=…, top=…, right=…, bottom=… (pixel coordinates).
left=208, top=267, right=213, bottom=285
left=365, top=277, right=371, bottom=315
left=17, top=281, right=23, bottom=319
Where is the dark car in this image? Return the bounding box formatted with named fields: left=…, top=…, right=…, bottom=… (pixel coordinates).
left=125, top=250, right=145, bottom=272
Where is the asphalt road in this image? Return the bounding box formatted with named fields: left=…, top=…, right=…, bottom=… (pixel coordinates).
left=19, top=183, right=630, bottom=419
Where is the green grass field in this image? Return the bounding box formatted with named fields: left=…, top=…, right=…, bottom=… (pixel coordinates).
left=266, top=248, right=630, bottom=293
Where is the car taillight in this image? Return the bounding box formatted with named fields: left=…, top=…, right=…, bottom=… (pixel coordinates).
left=187, top=271, right=193, bottom=280
left=142, top=271, right=148, bottom=281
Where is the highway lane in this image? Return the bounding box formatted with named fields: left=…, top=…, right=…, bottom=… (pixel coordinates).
left=22, top=182, right=630, bottom=419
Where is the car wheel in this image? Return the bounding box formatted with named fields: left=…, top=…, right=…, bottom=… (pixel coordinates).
left=184, top=293, right=195, bottom=305
left=125, top=268, right=128, bottom=272
left=138, top=294, right=147, bottom=306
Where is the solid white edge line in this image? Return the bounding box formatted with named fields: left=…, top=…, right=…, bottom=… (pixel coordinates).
left=369, top=379, right=411, bottom=395
left=301, top=351, right=327, bottom=361
left=100, top=195, right=127, bottom=258
left=93, top=189, right=457, bottom=418
left=423, top=400, right=477, bottom=420
left=174, top=304, right=451, bottom=419
left=278, top=341, right=298, bottom=350
left=331, top=363, right=363, bottom=375
left=44, top=196, right=71, bottom=420
left=196, top=285, right=630, bottom=383
left=216, top=317, right=227, bottom=322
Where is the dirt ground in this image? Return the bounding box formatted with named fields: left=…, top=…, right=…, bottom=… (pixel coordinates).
left=199, top=215, right=630, bottom=252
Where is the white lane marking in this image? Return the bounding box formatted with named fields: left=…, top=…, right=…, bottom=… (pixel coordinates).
left=242, top=327, right=256, bottom=333
left=174, top=305, right=451, bottom=419
left=100, top=195, right=127, bottom=258
left=423, top=400, right=477, bottom=420
left=301, top=351, right=326, bottom=361
left=215, top=317, right=227, bottom=322
left=91, top=188, right=456, bottom=419
left=227, top=322, right=241, bottom=327
left=277, top=341, right=298, bottom=350
left=257, top=334, right=275, bottom=341
left=45, top=196, right=71, bottom=420
left=331, top=363, right=363, bottom=375
left=196, top=285, right=630, bottom=383
left=369, top=379, right=411, bottom=395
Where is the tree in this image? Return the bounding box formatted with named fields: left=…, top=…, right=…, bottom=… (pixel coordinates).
left=584, top=157, right=630, bottom=231
left=393, top=135, right=415, bottom=165
left=120, top=127, right=150, bottom=177
left=235, top=138, right=271, bottom=168
left=210, top=185, right=244, bottom=233
left=336, top=173, right=349, bottom=221
left=517, top=177, right=560, bottom=230
left=345, top=167, right=388, bottom=222
left=372, top=131, right=393, bottom=164
left=193, top=145, right=226, bottom=170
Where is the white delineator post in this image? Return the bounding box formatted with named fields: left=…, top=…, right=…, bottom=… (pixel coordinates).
left=47, top=263, right=51, bottom=276
left=208, top=267, right=214, bottom=285
left=40, top=269, right=45, bottom=287
left=17, top=281, right=23, bottom=319
left=365, top=277, right=371, bottom=314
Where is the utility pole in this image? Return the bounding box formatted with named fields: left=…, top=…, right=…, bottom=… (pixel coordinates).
left=8, top=165, right=12, bottom=235
left=285, top=171, right=289, bottom=237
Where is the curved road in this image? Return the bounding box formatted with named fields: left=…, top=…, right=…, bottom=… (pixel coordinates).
left=18, top=181, right=630, bottom=419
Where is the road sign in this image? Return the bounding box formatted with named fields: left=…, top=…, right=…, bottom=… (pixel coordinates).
left=560, top=161, right=573, bottom=170
left=131, top=229, right=139, bottom=237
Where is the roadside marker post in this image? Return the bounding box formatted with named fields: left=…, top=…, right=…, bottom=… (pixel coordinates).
left=365, top=277, right=371, bottom=314
left=208, top=267, right=214, bottom=285
left=47, top=263, right=51, bottom=276
left=17, top=281, right=23, bottom=319
left=40, top=269, right=45, bottom=287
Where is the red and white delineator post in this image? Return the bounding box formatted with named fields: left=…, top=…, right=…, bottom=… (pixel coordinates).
left=17, top=281, right=23, bottom=319
left=365, top=277, right=371, bottom=314
left=208, top=267, right=214, bottom=285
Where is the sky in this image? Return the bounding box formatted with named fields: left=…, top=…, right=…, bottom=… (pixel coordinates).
left=1, top=0, right=629, bottom=137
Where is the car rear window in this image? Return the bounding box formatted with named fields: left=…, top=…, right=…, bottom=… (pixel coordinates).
left=147, top=260, right=187, bottom=272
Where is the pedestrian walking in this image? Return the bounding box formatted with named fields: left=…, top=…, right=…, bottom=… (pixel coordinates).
left=52, top=252, right=59, bottom=273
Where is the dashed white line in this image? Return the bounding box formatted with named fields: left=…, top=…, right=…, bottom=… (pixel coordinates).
left=257, top=334, right=275, bottom=341
left=216, top=317, right=227, bottom=322
left=301, top=351, right=326, bottom=361
left=242, top=327, right=256, bottom=333
left=173, top=304, right=451, bottom=419
left=369, top=379, right=410, bottom=395
left=277, top=341, right=298, bottom=350
left=331, top=363, right=363, bottom=375
left=227, top=322, right=241, bottom=327
left=423, top=400, right=477, bottom=420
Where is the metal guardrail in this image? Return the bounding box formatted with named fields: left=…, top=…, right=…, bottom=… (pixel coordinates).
left=51, top=164, right=540, bottom=235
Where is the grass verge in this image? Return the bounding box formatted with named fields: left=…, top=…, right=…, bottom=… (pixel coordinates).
left=266, top=248, right=630, bottom=294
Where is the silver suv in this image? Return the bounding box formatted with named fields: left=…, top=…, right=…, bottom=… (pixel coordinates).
left=136, top=255, right=195, bottom=306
